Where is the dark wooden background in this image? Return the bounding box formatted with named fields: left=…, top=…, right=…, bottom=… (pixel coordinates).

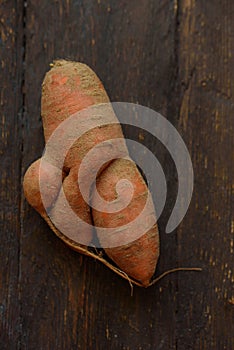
left=1, top=0, right=233, bottom=349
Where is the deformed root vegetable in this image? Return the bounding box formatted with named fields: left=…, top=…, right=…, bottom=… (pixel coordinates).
left=23, top=60, right=159, bottom=287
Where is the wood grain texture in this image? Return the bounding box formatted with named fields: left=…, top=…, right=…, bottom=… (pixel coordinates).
left=0, top=0, right=233, bottom=349
left=0, top=1, right=23, bottom=349
left=176, top=1, right=234, bottom=348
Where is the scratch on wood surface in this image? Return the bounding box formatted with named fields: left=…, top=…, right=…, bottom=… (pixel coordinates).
left=105, top=324, right=110, bottom=339
left=179, top=67, right=196, bottom=131
left=66, top=0, right=70, bottom=13
left=173, top=0, right=178, bottom=14
left=128, top=320, right=139, bottom=333
left=64, top=308, right=67, bottom=325
left=231, top=221, right=234, bottom=254
left=59, top=1, right=63, bottom=17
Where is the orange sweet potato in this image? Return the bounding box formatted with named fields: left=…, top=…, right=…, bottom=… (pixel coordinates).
left=23, top=60, right=159, bottom=287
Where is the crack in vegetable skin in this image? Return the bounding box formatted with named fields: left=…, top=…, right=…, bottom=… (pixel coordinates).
left=23, top=60, right=159, bottom=287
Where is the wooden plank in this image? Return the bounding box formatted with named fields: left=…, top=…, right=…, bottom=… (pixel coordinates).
left=21, top=0, right=178, bottom=349
left=0, top=0, right=23, bottom=349
left=176, top=0, right=234, bottom=348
